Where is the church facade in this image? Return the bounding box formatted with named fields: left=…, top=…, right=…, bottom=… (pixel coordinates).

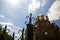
left=24, top=14, right=60, bottom=40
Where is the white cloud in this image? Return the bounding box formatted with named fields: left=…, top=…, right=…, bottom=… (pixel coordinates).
left=28, top=0, right=46, bottom=13
left=0, top=15, right=5, bottom=18
left=41, top=0, right=46, bottom=7
left=47, top=0, right=60, bottom=21
left=28, top=0, right=40, bottom=13
left=0, top=14, right=12, bottom=22
left=0, top=22, right=14, bottom=26
left=5, top=0, right=26, bottom=8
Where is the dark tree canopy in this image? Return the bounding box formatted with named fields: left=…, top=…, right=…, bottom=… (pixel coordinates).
left=0, top=24, right=13, bottom=40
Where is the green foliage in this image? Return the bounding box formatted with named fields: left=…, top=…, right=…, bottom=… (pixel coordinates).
left=0, top=24, right=2, bottom=32
left=0, top=24, right=13, bottom=40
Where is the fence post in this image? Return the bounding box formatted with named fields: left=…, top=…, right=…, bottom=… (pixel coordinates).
left=12, top=32, right=15, bottom=40
left=26, top=13, right=34, bottom=40
left=3, top=25, right=10, bottom=33
left=21, top=28, right=24, bottom=40
left=3, top=25, right=7, bottom=33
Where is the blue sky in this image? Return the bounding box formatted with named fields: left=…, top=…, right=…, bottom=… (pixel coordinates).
left=0, top=0, right=60, bottom=40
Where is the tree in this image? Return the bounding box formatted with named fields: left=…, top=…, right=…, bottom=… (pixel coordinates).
left=0, top=24, right=2, bottom=33
left=0, top=24, right=13, bottom=40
